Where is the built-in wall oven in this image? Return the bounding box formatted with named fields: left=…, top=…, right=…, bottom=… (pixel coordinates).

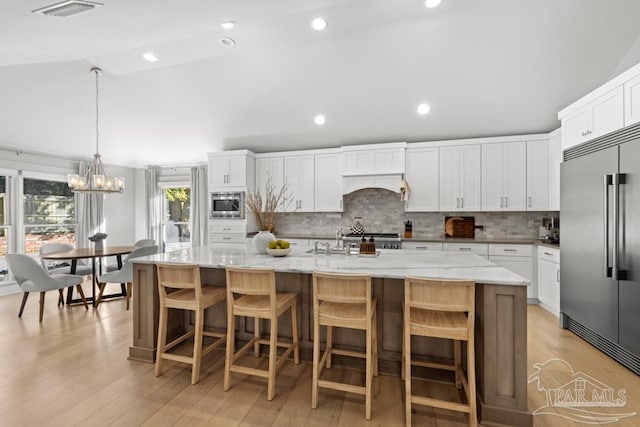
left=210, top=191, right=245, bottom=219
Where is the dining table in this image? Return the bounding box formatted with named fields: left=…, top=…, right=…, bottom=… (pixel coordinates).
left=40, top=245, right=134, bottom=306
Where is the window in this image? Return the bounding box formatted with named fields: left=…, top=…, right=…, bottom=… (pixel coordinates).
left=0, top=176, right=11, bottom=283
left=162, top=187, right=190, bottom=252
left=23, top=178, right=77, bottom=255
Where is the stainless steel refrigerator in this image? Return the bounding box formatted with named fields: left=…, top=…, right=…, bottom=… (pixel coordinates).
left=561, top=123, right=640, bottom=375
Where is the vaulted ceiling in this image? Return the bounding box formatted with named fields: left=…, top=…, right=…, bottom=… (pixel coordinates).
left=2, top=0, right=640, bottom=167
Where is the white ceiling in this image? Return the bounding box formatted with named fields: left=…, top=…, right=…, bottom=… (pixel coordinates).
left=2, top=0, right=640, bottom=168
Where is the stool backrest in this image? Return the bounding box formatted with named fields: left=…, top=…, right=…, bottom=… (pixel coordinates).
left=405, top=277, right=475, bottom=313
left=225, top=266, right=276, bottom=296
left=156, top=262, right=202, bottom=300
left=312, top=271, right=371, bottom=304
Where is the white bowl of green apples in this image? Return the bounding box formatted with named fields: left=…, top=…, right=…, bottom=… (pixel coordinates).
left=266, top=240, right=291, bottom=257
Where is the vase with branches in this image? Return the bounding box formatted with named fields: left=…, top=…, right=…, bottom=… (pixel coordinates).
left=245, top=175, right=294, bottom=233
left=246, top=175, right=294, bottom=253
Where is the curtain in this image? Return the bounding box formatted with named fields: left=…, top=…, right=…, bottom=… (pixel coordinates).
left=76, top=161, right=104, bottom=248
left=190, top=165, right=208, bottom=247
left=145, top=168, right=161, bottom=246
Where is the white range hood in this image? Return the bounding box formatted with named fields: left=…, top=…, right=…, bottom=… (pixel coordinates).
left=340, top=142, right=406, bottom=194
left=342, top=174, right=403, bottom=194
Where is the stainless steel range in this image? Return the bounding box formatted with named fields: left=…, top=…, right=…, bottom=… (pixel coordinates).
left=343, top=233, right=402, bottom=249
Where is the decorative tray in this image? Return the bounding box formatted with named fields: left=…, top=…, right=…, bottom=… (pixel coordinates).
left=358, top=252, right=380, bottom=258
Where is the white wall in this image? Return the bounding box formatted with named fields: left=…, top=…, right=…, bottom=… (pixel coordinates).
left=100, top=163, right=137, bottom=246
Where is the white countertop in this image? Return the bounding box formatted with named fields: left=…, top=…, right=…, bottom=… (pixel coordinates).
left=135, top=244, right=529, bottom=287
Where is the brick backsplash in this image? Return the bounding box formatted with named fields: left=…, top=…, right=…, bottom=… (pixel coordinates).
left=275, top=188, right=557, bottom=239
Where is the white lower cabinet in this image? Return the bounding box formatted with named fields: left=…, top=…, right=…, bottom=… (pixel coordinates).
left=488, top=244, right=535, bottom=302
left=443, top=243, right=488, bottom=257
left=402, top=241, right=443, bottom=251
left=537, top=246, right=560, bottom=316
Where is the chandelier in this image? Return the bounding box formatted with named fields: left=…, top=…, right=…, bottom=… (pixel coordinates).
left=67, top=67, right=125, bottom=193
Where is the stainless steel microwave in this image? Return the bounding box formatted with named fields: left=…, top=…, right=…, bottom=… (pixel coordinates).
left=210, top=191, right=245, bottom=219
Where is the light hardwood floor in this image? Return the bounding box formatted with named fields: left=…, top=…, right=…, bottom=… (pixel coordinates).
left=0, top=284, right=638, bottom=426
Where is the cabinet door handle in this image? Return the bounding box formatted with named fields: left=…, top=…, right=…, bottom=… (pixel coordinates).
left=456, top=197, right=459, bottom=208
left=528, top=196, right=532, bottom=208
left=504, top=196, right=508, bottom=207
left=461, top=197, right=464, bottom=208
left=557, top=269, right=560, bottom=282
left=500, top=197, right=504, bottom=208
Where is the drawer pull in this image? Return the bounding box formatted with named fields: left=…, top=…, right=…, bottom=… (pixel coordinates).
left=544, top=252, right=553, bottom=256
left=459, top=247, right=472, bottom=251
left=503, top=249, right=517, bottom=252
left=223, top=227, right=231, bottom=231
left=416, top=246, right=428, bottom=250
left=557, top=270, right=560, bottom=282
left=222, top=237, right=232, bottom=240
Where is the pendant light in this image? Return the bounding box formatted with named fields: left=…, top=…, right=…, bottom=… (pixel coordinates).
left=67, top=67, right=125, bottom=193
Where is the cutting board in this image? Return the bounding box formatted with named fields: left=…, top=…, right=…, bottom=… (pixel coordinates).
left=444, top=216, right=476, bottom=238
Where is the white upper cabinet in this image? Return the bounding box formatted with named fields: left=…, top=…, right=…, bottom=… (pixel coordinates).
left=526, top=139, right=550, bottom=211
left=255, top=156, right=285, bottom=199
left=284, top=155, right=315, bottom=212
left=560, top=86, right=624, bottom=151
left=404, top=147, right=439, bottom=212
left=341, top=143, right=405, bottom=175
left=439, top=145, right=481, bottom=211
left=482, top=142, right=526, bottom=211
left=624, top=73, right=640, bottom=127
left=315, top=152, right=343, bottom=212
left=548, top=129, right=561, bottom=211
left=208, top=151, right=255, bottom=190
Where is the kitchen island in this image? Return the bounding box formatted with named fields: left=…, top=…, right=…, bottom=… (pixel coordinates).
left=130, top=245, right=531, bottom=426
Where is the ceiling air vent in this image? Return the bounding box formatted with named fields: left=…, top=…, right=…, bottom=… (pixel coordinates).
left=32, top=0, right=103, bottom=17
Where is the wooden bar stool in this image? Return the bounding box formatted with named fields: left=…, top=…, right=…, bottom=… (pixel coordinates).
left=403, top=277, right=477, bottom=426
left=224, top=266, right=299, bottom=401
left=311, top=271, right=378, bottom=420
left=155, top=262, right=226, bottom=385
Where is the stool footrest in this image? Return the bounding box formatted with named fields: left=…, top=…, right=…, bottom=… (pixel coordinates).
left=164, top=330, right=195, bottom=352
left=411, top=359, right=456, bottom=372
left=230, top=364, right=269, bottom=378
left=411, top=395, right=470, bottom=414
left=331, top=348, right=366, bottom=359
left=318, top=379, right=365, bottom=396
left=160, top=353, right=193, bottom=364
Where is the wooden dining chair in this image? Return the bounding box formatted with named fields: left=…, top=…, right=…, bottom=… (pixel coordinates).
left=311, top=271, right=378, bottom=420
left=224, top=266, right=299, bottom=401
left=403, top=277, right=477, bottom=426
left=155, top=262, right=226, bottom=385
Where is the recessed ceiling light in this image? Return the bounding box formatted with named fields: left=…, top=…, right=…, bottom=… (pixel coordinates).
left=220, top=21, right=235, bottom=30
left=314, top=114, right=326, bottom=126
left=425, top=0, right=442, bottom=8
left=219, top=37, right=237, bottom=47
left=417, top=103, right=431, bottom=115
left=32, top=0, right=102, bottom=17
left=142, top=52, right=158, bottom=62
left=311, top=18, right=328, bottom=31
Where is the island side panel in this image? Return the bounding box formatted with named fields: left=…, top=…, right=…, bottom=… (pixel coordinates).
left=129, top=263, right=158, bottom=362
left=476, top=283, right=532, bottom=427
